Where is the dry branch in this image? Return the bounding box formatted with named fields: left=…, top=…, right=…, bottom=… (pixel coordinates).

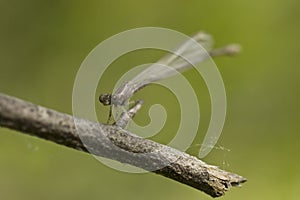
left=0, top=93, right=246, bottom=197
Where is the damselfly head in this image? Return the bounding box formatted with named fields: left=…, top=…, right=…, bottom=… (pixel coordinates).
left=99, top=94, right=112, bottom=106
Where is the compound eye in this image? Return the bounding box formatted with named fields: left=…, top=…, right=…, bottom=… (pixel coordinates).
left=99, top=94, right=111, bottom=106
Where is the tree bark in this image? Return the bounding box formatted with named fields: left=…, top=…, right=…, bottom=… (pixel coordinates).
left=0, top=93, right=246, bottom=197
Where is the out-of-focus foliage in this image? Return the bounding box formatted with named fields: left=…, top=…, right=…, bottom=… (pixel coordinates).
left=0, top=0, right=299, bottom=199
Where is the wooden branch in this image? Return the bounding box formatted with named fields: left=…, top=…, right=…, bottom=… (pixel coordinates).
left=0, top=93, right=246, bottom=197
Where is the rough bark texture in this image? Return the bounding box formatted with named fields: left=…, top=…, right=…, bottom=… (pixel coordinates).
left=0, top=93, right=246, bottom=197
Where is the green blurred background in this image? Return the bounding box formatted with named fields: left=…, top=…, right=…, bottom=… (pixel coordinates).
left=1, top=0, right=299, bottom=199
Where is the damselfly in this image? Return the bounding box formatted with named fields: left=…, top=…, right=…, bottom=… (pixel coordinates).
left=99, top=32, right=240, bottom=127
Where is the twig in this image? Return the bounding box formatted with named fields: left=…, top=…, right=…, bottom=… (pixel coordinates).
left=0, top=93, right=246, bottom=198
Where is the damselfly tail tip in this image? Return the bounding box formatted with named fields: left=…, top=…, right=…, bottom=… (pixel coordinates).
left=210, top=43, right=242, bottom=57
left=224, top=44, right=242, bottom=56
